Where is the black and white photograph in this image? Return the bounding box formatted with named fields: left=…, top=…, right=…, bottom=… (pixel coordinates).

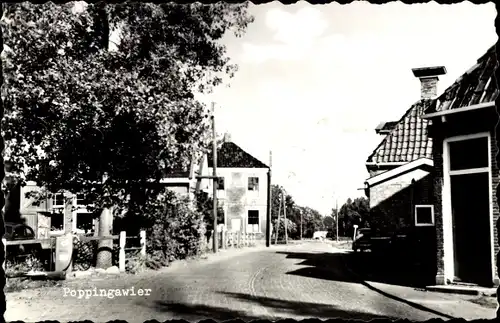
left=1, top=1, right=499, bottom=322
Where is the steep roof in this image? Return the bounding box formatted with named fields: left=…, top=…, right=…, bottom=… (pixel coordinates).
left=366, top=100, right=433, bottom=164
left=208, top=142, right=269, bottom=169
left=425, top=45, right=498, bottom=114
left=367, top=44, right=497, bottom=166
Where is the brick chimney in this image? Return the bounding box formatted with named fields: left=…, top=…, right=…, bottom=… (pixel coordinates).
left=223, top=132, right=232, bottom=143
left=411, top=66, right=447, bottom=99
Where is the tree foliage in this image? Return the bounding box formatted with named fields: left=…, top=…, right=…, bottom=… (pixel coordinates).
left=142, top=190, right=206, bottom=264
left=338, top=197, right=370, bottom=237
left=194, top=191, right=225, bottom=231
left=1, top=2, right=254, bottom=213
left=271, top=184, right=325, bottom=240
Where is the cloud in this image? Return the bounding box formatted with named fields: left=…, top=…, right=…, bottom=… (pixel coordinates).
left=266, top=7, right=328, bottom=46
left=241, top=7, right=329, bottom=64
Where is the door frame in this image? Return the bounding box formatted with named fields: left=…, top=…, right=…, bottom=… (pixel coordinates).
left=442, top=131, right=494, bottom=285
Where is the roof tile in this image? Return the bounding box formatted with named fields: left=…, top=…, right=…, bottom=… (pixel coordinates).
left=367, top=100, right=433, bottom=164
left=208, top=142, right=269, bottom=169
left=427, top=45, right=498, bottom=114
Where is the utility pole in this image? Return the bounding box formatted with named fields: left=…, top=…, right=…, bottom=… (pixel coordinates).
left=336, top=198, right=339, bottom=243
left=283, top=191, right=288, bottom=244
left=211, top=103, right=218, bottom=253
left=300, top=209, right=303, bottom=240
left=275, top=191, right=281, bottom=245
left=266, top=151, right=272, bottom=247
left=196, top=103, right=220, bottom=253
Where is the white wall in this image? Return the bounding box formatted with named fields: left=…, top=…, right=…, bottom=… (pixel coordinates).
left=370, top=168, right=431, bottom=208
left=202, top=164, right=269, bottom=234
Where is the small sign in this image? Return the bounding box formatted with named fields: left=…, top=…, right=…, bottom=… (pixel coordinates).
left=55, top=233, right=73, bottom=272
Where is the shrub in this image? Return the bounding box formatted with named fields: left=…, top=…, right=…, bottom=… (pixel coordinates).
left=6, top=254, right=44, bottom=275
left=141, top=190, right=206, bottom=266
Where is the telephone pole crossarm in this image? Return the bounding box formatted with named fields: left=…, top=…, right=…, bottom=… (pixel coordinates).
left=196, top=176, right=222, bottom=180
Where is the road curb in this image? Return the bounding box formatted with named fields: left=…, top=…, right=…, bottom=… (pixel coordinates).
left=425, top=285, right=497, bottom=297
left=341, top=254, right=456, bottom=320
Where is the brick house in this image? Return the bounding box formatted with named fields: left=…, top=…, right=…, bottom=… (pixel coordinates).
left=422, top=45, right=498, bottom=287
left=197, top=133, right=270, bottom=238
left=14, top=157, right=202, bottom=239
left=364, top=45, right=499, bottom=287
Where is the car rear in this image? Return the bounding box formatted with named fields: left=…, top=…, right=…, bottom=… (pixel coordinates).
left=353, top=228, right=372, bottom=251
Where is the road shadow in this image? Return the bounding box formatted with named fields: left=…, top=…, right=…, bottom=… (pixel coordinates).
left=277, top=250, right=434, bottom=288
left=276, top=250, right=454, bottom=320
left=218, top=291, right=395, bottom=320
left=153, top=301, right=267, bottom=322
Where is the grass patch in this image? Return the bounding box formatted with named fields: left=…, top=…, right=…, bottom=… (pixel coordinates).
left=5, top=277, right=64, bottom=293
left=469, top=295, right=498, bottom=309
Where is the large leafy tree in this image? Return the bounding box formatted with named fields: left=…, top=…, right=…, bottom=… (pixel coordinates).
left=2, top=2, right=253, bottom=267
left=338, top=197, right=370, bottom=237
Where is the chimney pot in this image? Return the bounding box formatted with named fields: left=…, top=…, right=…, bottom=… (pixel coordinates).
left=411, top=66, right=447, bottom=99
left=223, top=132, right=232, bottom=143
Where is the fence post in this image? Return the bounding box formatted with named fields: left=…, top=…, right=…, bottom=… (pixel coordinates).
left=209, top=230, right=214, bottom=252
left=119, top=231, right=126, bottom=273
left=140, top=230, right=146, bottom=257
left=221, top=229, right=226, bottom=249
left=237, top=231, right=241, bottom=248
left=2, top=238, right=6, bottom=272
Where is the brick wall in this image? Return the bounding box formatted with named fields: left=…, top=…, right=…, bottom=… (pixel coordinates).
left=429, top=107, right=499, bottom=284
left=369, top=171, right=434, bottom=235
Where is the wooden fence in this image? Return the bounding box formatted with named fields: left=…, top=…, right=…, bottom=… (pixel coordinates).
left=3, top=230, right=146, bottom=274
left=118, top=230, right=146, bottom=272
left=208, top=230, right=260, bottom=250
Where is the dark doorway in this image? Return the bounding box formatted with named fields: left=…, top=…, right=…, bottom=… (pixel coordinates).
left=450, top=172, right=492, bottom=286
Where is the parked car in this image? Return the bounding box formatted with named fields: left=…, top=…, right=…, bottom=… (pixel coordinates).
left=352, top=228, right=372, bottom=252
left=353, top=228, right=393, bottom=252
left=4, top=222, right=42, bottom=261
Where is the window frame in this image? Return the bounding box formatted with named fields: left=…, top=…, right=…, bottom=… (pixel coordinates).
left=248, top=176, right=259, bottom=191
left=76, top=193, right=89, bottom=207
left=247, top=210, right=260, bottom=232
left=216, top=177, right=225, bottom=191
left=448, top=136, right=489, bottom=173
left=414, top=204, right=435, bottom=227
left=50, top=209, right=65, bottom=233
left=52, top=192, right=65, bottom=209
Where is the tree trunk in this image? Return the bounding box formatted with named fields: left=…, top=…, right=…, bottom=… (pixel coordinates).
left=64, top=194, right=73, bottom=234
left=96, top=207, right=113, bottom=269
left=0, top=103, right=7, bottom=320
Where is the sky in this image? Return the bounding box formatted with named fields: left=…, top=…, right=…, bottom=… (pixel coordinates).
left=196, top=1, right=498, bottom=216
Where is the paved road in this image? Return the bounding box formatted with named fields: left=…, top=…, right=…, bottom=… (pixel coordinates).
left=6, top=242, right=495, bottom=322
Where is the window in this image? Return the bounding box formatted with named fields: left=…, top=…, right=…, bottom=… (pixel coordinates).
left=76, top=213, right=94, bottom=234
left=415, top=205, right=434, bottom=226
left=13, top=226, right=35, bottom=240
left=51, top=210, right=64, bottom=231
left=449, top=137, right=488, bottom=171
left=76, top=194, right=88, bottom=206
left=216, top=177, right=225, bottom=190
left=248, top=177, right=259, bottom=191
left=52, top=193, right=65, bottom=207
left=247, top=210, right=259, bottom=232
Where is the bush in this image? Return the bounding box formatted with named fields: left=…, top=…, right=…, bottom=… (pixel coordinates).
left=6, top=254, right=44, bottom=275
left=142, top=190, right=206, bottom=266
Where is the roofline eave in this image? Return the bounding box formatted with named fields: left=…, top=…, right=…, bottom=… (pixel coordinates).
left=421, top=101, right=495, bottom=119
left=365, top=157, right=434, bottom=187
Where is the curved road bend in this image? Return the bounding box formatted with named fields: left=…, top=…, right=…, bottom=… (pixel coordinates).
left=6, top=242, right=491, bottom=322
